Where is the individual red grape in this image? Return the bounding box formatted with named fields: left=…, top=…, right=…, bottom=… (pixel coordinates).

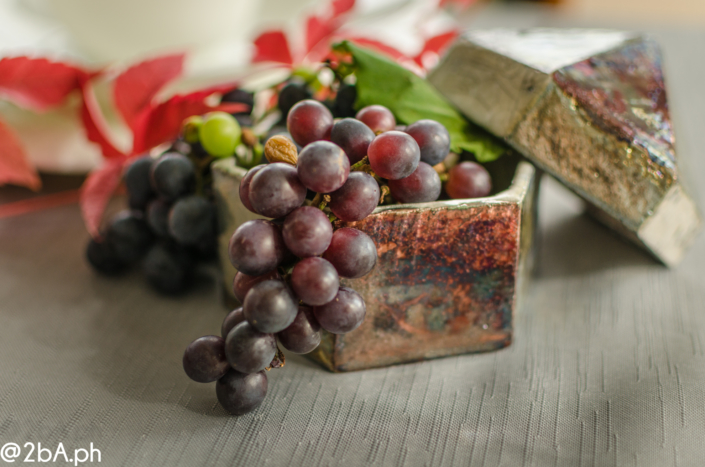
left=228, top=220, right=287, bottom=276
left=216, top=370, right=268, bottom=415
left=322, top=228, right=377, bottom=279
left=296, top=141, right=350, bottom=193
left=222, top=307, right=246, bottom=338
left=249, top=163, right=307, bottom=218
left=277, top=306, right=321, bottom=354
left=239, top=164, right=265, bottom=214
left=149, top=153, right=196, bottom=201
left=356, top=105, right=396, bottom=134
left=282, top=206, right=333, bottom=258
left=287, top=99, right=333, bottom=147
left=445, top=161, right=492, bottom=199
left=328, top=172, right=379, bottom=222
left=243, top=280, right=298, bottom=333
left=123, top=155, right=154, bottom=209
left=232, top=270, right=281, bottom=303
left=404, top=119, right=450, bottom=166
left=330, top=118, right=375, bottom=164
left=183, top=335, right=230, bottom=383
left=224, top=322, right=277, bottom=374
left=387, top=162, right=441, bottom=204
left=291, top=257, right=339, bottom=306
left=367, top=131, right=420, bottom=180
left=313, top=287, right=366, bottom=334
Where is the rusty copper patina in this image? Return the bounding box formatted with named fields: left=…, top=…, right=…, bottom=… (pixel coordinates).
left=308, top=162, right=537, bottom=371
left=429, top=29, right=701, bottom=266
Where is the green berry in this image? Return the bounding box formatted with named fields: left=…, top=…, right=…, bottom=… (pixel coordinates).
left=182, top=115, right=203, bottom=144
left=199, top=112, right=242, bottom=158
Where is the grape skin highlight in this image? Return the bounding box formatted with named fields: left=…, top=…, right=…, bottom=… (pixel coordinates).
left=296, top=141, right=350, bottom=194
left=329, top=172, right=380, bottom=222
left=249, top=163, right=307, bottom=219
left=277, top=306, right=321, bottom=354
left=367, top=131, right=420, bottom=180
left=356, top=105, right=396, bottom=134
left=216, top=370, right=268, bottom=416
left=225, top=322, right=277, bottom=374
left=313, top=287, right=366, bottom=334
left=404, top=119, right=451, bottom=166
left=387, top=162, right=441, bottom=204
left=323, top=228, right=377, bottom=279
left=445, top=161, right=492, bottom=199
left=243, top=280, right=299, bottom=333
left=291, top=257, right=340, bottom=306
left=232, top=270, right=282, bottom=303
left=287, top=99, right=334, bottom=147
left=330, top=118, right=375, bottom=164
left=282, top=206, right=333, bottom=258
left=239, top=165, right=265, bottom=214
left=183, top=335, right=230, bottom=383
left=228, top=220, right=287, bottom=276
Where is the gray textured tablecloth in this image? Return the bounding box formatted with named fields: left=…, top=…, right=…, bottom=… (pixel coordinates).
left=2, top=11, right=705, bottom=467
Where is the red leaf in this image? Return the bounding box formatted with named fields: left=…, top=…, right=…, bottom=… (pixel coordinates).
left=0, top=118, right=41, bottom=191
left=252, top=31, right=294, bottom=65
left=414, top=30, right=459, bottom=68
left=131, top=86, right=246, bottom=154
left=331, top=0, right=355, bottom=18
left=80, top=157, right=126, bottom=238
left=113, top=54, right=185, bottom=131
left=0, top=57, right=90, bottom=112
left=79, top=80, right=126, bottom=159
left=305, top=16, right=338, bottom=54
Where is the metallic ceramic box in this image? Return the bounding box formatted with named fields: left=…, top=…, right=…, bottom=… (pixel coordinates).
left=212, top=158, right=538, bottom=372
left=429, top=29, right=701, bottom=266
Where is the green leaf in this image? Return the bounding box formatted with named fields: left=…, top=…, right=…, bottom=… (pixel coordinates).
left=335, top=41, right=509, bottom=163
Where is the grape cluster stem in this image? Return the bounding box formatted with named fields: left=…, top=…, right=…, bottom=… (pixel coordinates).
left=265, top=346, right=286, bottom=371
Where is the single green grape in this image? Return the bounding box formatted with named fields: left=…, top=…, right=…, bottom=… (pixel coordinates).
left=182, top=115, right=203, bottom=144
left=199, top=112, right=242, bottom=158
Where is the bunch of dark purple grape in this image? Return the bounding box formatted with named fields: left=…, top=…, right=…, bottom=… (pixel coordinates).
left=85, top=150, right=217, bottom=294
left=183, top=100, right=475, bottom=415
left=84, top=109, right=261, bottom=295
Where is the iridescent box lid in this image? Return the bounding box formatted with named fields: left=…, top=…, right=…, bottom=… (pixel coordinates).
left=429, top=29, right=702, bottom=266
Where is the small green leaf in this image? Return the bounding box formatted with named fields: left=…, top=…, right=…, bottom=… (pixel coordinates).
left=335, top=41, right=509, bottom=163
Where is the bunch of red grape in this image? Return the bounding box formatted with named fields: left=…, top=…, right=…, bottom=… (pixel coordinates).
left=182, top=100, right=483, bottom=415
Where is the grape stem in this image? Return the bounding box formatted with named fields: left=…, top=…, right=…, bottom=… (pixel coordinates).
left=350, top=155, right=371, bottom=172
left=380, top=185, right=390, bottom=204
left=307, top=192, right=323, bottom=207
left=319, top=194, right=331, bottom=210
left=439, top=173, right=449, bottom=183
left=265, top=345, right=286, bottom=371
left=351, top=155, right=385, bottom=184
left=189, top=154, right=215, bottom=196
